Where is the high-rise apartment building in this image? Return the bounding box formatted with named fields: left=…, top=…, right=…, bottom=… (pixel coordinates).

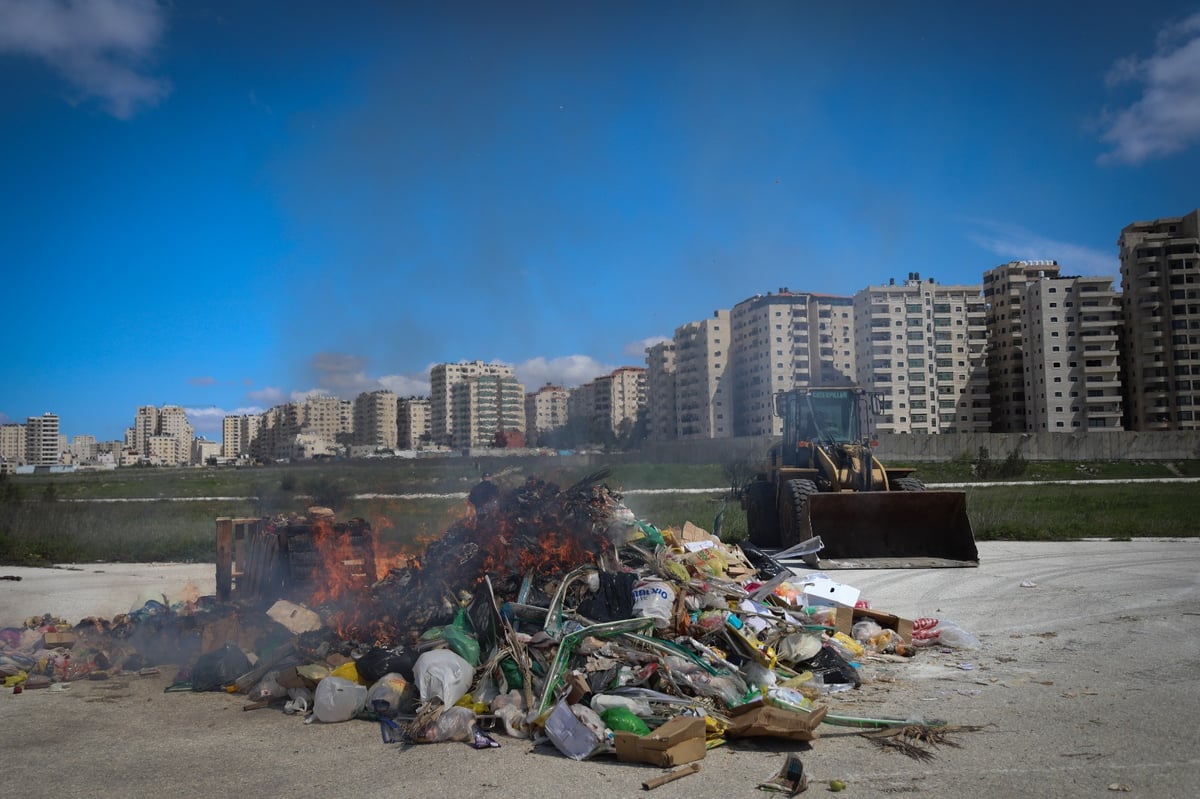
left=353, top=390, right=398, bottom=449
left=983, top=261, right=1062, bottom=431
left=674, top=310, right=731, bottom=439
left=525, top=384, right=569, bottom=445
left=397, top=397, right=431, bottom=449
left=1021, top=275, right=1124, bottom=431
left=25, top=413, right=61, bottom=466
left=568, top=367, right=647, bottom=441
left=302, top=396, right=353, bottom=446
left=1119, top=210, right=1200, bottom=430
left=222, top=414, right=262, bottom=460
left=449, top=373, right=526, bottom=448
left=0, top=423, right=26, bottom=466
left=430, top=361, right=517, bottom=447
left=644, top=341, right=677, bottom=442
left=729, top=289, right=856, bottom=437
left=853, top=274, right=988, bottom=434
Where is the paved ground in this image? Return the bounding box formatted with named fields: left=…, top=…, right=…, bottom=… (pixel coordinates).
left=3, top=540, right=1199, bottom=798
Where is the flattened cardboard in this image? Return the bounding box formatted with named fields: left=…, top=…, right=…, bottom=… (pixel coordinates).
left=725, top=703, right=827, bottom=742
left=614, top=715, right=707, bottom=767
left=835, top=606, right=914, bottom=644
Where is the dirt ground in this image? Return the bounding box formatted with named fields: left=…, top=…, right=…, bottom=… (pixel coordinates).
left=3, top=540, right=1199, bottom=798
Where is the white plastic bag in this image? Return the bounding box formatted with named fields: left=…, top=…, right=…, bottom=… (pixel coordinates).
left=367, top=672, right=416, bottom=717
left=413, top=648, right=474, bottom=706
left=312, top=676, right=367, bottom=723
left=632, top=580, right=675, bottom=629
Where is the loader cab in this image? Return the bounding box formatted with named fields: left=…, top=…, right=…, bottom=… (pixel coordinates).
left=777, top=388, right=864, bottom=458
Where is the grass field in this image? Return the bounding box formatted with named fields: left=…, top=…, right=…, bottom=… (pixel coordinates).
left=1, top=459, right=1197, bottom=565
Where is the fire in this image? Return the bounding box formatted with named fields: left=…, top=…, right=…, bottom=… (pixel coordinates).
left=306, top=518, right=373, bottom=606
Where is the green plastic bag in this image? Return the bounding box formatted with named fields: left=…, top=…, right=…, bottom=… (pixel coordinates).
left=442, top=609, right=480, bottom=666
left=601, top=706, right=650, bottom=735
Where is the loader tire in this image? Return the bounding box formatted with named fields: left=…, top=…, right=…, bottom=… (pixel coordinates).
left=778, top=478, right=819, bottom=549
left=894, top=477, right=926, bottom=492
left=745, top=480, right=780, bottom=548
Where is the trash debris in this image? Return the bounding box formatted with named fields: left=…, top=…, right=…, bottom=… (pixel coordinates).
left=757, top=752, right=808, bottom=795
left=0, top=471, right=989, bottom=793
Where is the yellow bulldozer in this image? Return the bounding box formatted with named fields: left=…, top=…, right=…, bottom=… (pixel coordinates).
left=741, top=386, right=978, bottom=567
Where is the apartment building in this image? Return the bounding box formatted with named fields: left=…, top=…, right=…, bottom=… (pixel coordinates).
left=525, top=384, right=570, bottom=445
left=1119, top=210, right=1200, bottom=430
left=430, top=361, right=517, bottom=447
left=353, top=390, right=399, bottom=449
left=69, top=435, right=97, bottom=463
left=302, top=396, right=353, bottom=446
left=568, top=367, right=647, bottom=441
left=222, top=414, right=262, bottom=460
left=0, top=423, right=26, bottom=466
left=729, top=289, right=856, bottom=437
left=983, top=260, right=1062, bottom=431
left=853, top=274, right=989, bottom=434
left=397, top=396, right=431, bottom=449
left=24, top=413, right=60, bottom=466
left=644, top=340, right=677, bottom=441
left=449, top=373, right=526, bottom=448
left=1021, top=275, right=1124, bottom=431
left=673, top=310, right=731, bottom=439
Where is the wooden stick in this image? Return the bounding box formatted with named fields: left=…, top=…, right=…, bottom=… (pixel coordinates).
left=642, top=762, right=701, bottom=791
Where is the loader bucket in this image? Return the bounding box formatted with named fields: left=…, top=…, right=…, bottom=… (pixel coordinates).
left=803, top=491, right=978, bottom=568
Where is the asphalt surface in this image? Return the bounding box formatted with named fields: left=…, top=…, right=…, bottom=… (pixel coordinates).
left=3, top=540, right=1199, bottom=798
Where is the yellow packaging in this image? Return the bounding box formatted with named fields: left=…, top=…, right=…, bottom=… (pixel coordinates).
left=331, top=660, right=367, bottom=685
left=830, top=631, right=864, bottom=659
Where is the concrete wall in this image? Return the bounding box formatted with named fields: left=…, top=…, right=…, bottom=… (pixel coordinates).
left=873, top=431, right=1200, bottom=462
left=609, top=432, right=1200, bottom=465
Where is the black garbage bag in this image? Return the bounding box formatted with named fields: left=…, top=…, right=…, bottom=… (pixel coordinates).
left=806, top=643, right=862, bottom=688
left=577, top=571, right=637, bottom=622
left=737, top=541, right=789, bottom=580
left=356, top=646, right=416, bottom=683
left=191, top=643, right=252, bottom=692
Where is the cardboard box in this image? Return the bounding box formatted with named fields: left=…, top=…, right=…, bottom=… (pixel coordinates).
left=42, top=631, right=76, bottom=649
left=835, top=605, right=914, bottom=644
left=614, top=715, right=707, bottom=767
left=725, top=703, right=827, bottom=742
left=800, top=577, right=860, bottom=608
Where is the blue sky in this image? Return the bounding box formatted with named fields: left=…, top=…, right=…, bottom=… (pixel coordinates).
left=2, top=1, right=1199, bottom=442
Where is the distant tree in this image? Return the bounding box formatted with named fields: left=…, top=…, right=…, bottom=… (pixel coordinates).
left=41, top=484, right=59, bottom=503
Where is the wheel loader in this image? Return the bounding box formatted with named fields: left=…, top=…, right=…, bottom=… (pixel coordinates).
left=741, top=386, right=978, bottom=567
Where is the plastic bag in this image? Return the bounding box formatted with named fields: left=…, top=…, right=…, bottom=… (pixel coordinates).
left=190, top=644, right=251, bottom=692
left=442, top=610, right=480, bottom=667
left=600, top=706, right=650, bottom=735
left=330, top=660, right=367, bottom=685
left=355, top=646, right=415, bottom=683
left=312, top=676, right=367, bottom=723
left=410, top=705, right=478, bottom=743
left=740, top=660, right=777, bottom=690
left=250, top=670, right=287, bottom=701
left=367, top=673, right=417, bottom=717
left=283, top=686, right=313, bottom=715
left=414, top=648, right=474, bottom=706
left=632, top=580, right=675, bottom=630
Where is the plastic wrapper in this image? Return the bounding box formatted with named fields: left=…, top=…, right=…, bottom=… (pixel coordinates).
left=250, top=671, right=287, bottom=701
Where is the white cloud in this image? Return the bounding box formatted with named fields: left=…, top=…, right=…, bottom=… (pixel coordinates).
left=514, top=355, right=616, bottom=389
left=378, top=372, right=431, bottom=397
left=624, top=336, right=670, bottom=359
left=966, top=221, right=1118, bottom=276
left=246, top=386, right=284, bottom=405
left=184, top=405, right=266, bottom=435
left=1098, top=12, right=1200, bottom=164
left=0, top=0, right=170, bottom=118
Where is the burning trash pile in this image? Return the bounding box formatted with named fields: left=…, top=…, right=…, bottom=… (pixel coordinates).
left=2, top=469, right=984, bottom=787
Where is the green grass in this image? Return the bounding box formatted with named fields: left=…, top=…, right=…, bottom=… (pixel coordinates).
left=1, top=460, right=1197, bottom=565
